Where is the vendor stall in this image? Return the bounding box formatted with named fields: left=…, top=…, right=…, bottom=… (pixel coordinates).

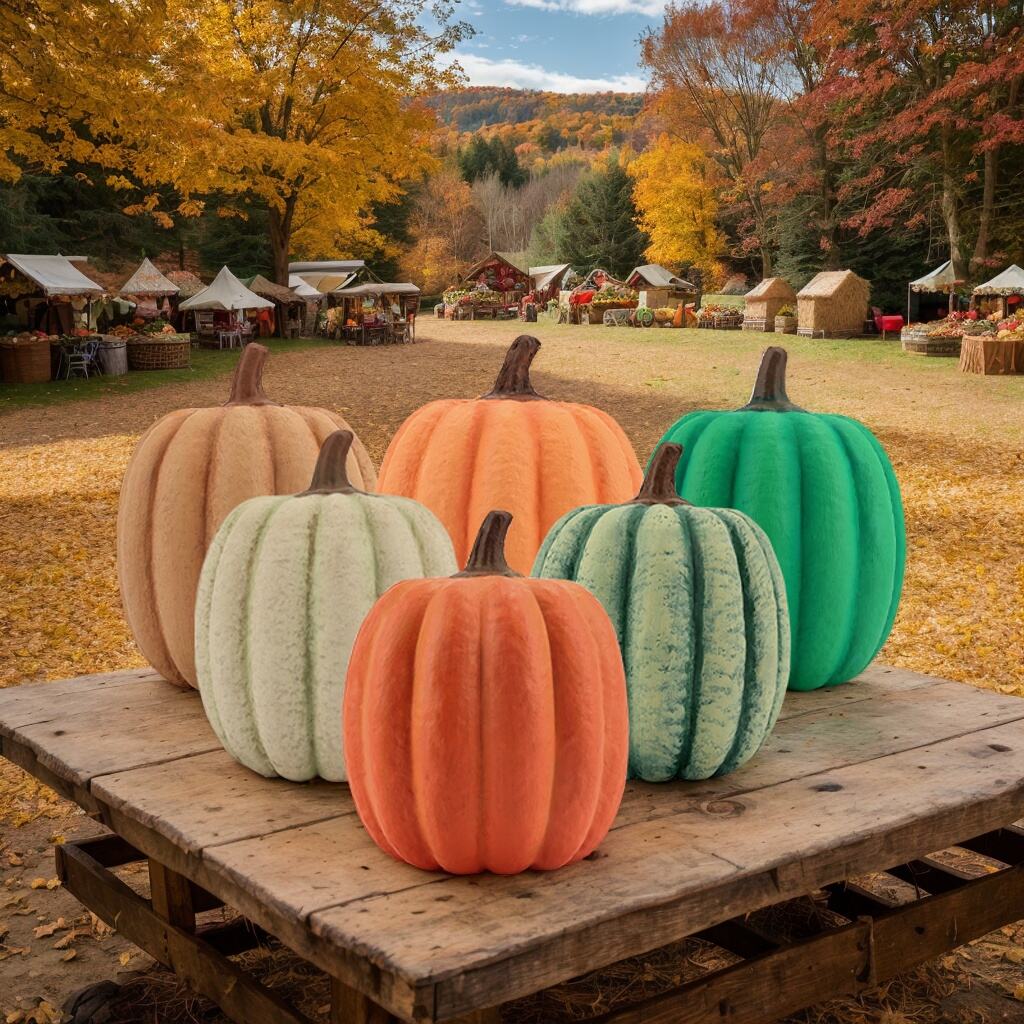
left=455, top=252, right=529, bottom=318
left=178, top=266, right=273, bottom=346
left=328, top=282, right=420, bottom=344
left=289, top=260, right=366, bottom=295
left=243, top=275, right=307, bottom=338
left=907, top=260, right=963, bottom=324
left=569, top=268, right=637, bottom=324
left=0, top=253, right=104, bottom=336
left=971, top=264, right=1024, bottom=321
left=526, top=264, right=571, bottom=314
left=119, top=258, right=180, bottom=323
left=627, top=264, right=698, bottom=311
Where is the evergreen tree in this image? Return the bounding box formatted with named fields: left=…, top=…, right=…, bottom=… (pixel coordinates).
left=458, top=136, right=526, bottom=188
left=558, top=155, right=648, bottom=278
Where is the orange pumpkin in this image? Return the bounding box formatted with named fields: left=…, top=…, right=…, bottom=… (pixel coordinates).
left=672, top=302, right=684, bottom=328
left=117, top=343, right=376, bottom=688
left=344, top=510, right=629, bottom=875
left=376, top=334, right=642, bottom=574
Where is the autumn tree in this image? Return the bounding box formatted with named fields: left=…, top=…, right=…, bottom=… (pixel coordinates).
left=630, top=135, right=725, bottom=281
left=642, top=0, right=787, bottom=275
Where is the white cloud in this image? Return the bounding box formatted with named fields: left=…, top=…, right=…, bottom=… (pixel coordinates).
left=505, top=0, right=665, bottom=16
left=451, top=52, right=647, bottom=93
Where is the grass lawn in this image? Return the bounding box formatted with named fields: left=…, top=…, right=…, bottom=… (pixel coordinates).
left=1, top=319, right=1023, bottom=1022
left=0, top=336, right=334, bottom=413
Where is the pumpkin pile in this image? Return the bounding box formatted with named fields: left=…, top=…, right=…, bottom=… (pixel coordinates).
left=116, top=336, right=906, bottom=875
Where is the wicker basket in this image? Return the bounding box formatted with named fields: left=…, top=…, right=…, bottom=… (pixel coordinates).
left=126, top=336, right=191, bottom=370
left=0, top=338, right=52, bottom=383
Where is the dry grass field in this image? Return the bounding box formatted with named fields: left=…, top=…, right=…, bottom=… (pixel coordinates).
left=1, top=320, right=1023, bottom=1022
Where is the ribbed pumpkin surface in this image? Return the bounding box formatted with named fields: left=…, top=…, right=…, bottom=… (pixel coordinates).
left=196, top=487, right=455, bottom=781
left=534, top=498, right=789, bottom=781
left=344, top=514, right=629, bottom=874
left=117, top=345, right=376, bottom=688
left=659, top=352, right=904, bottom=692
left=376, top=336, right=642, bottom=574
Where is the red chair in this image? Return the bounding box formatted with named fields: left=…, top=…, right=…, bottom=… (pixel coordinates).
left=872, top=307, right=904, bottom=340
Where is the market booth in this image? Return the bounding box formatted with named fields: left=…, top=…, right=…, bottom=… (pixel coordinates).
left=907, top=260, right=962, bottom=324
left=568, top=268, right=638, bottom=324
left=446, top=252, right=529, bottom=319
left=960, top=265, right=1024, bottom=375
left=243, top=275, right=307, bottom=338
left=179, top=266, right=273, bottom=347
left=627, top=264, right=698, bottom=311
left=119, top=258, right=180, bottom=323
left=525, top=264, right=571, bottom=313
left=326, top=282, right=420, bottom=343
left=0, top=254, right=105, bottom=382
left=289, top=260, right=366, bottom=296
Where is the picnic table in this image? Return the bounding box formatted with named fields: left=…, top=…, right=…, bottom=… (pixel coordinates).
left=1, top=665, right=1023, bottom=1024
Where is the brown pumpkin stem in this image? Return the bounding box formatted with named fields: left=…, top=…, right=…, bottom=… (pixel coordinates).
left=738, top=346, right=804, bottom=412
left=454, top=510, right=521, bottom=577
left=633, top=443, right=690, bottom=506
left=299, top=430, right=361, bottom=496
left=480, top=335, right=545, bottom=401
left=224, top=344, right=279, bottom=407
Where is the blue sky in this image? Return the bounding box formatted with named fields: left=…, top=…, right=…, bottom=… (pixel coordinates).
left=449, top=0, right=663, bottom=93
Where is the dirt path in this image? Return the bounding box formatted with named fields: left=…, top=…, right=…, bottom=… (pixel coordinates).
left=1, top=321, right=1023, bottom=1021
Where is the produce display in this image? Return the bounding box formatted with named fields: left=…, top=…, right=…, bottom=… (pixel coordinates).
left=655, top=346, right=905, bottom=691
left=696, top=302, right=738, bottom=322
left=590, top=284, right=638, bottom=308
left=533, top=443, right=790, bottom=781
left=376, top=334, right=643, bottom=574
left=117, top=343, right=377, bottom=688
left=343, top=511, right=629, bottom=873
left=924, top=310, right=980, bottom=338
left=195, top=430, right=455, bottom=782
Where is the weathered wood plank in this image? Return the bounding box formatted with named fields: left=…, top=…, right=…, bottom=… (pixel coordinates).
left=93, top=749, right=351, bottom=854
left=589, top=921, right=872, bottom=1024
left=0, top=668, right=164, bottom=736
left=330, top=977, right=402, bottom=1024
left=150, top=859, right=196, bottom=932
left=309, top=718, right=1024, bottom=1019
left=56, top=840, right=311, bottom=1024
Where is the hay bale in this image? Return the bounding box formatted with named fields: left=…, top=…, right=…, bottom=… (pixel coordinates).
left=796, top=270, right=869, bottom=338
left=744, top=277, right=797, bottom=322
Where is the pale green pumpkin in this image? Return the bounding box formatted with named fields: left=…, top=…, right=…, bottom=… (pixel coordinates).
left=195, top=430, right=457, bottom=782
left=533, top=443, right=790, bottom=781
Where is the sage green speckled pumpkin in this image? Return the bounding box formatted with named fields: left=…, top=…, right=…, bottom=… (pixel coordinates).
left=195, top=430, right=457, bottom=782
left=533, top=443, right=790, bottom=781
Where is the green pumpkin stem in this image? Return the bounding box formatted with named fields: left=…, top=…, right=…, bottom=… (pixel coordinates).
left=481, top=335, right=545, bottom=401
left=455, top=510, right=521, bottom=577
left=299, top=430, right=360, bottom=496
left=224, top=343, right=279, bottom=407
left=738, top=346, right=805, bottom=413
left=633, top=443, right=690, bottom=506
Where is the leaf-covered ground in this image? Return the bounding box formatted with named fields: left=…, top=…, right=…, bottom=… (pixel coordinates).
left=1, top=321, right=1023, bottom=1020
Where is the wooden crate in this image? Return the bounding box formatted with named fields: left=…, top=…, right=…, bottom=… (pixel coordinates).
left=2, top=666, right=1024, bottom=1024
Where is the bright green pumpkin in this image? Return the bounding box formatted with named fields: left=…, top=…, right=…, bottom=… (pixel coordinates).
left=657, top=346, right=905, bottom=691
left=195, top=430, right=457, bottom=782
left=533, top=443, right=790, bottom=782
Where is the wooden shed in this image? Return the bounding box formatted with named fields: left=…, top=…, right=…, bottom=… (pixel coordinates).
left=743, top=277, right=796, bottom=332
left=796, top=270, right=870, bottom=338
left=626, top=264, right=697, bottom=309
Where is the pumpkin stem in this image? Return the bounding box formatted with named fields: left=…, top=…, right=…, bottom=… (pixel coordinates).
left=481, top=335, right=545, bottom=401
left=299, top=430, right=361, bottom=496
left=633, top=443, right=691, bottom=506
left=455, top=510, right=521, bottom=577
left=738, top=346, right=804, bottom=412
left=223, top=343, right=279, bottom=407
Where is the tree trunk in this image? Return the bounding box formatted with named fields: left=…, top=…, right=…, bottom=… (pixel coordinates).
left=268, top=197, right=297, bottom=285
left=972, top=147, right=997, bottom=274
left=940, top=125, right=966, bottom=282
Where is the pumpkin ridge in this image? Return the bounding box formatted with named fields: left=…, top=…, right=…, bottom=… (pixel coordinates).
left=528, top=584, right=561, bottom=869
left=132, top=411, right=189, bottom=684
left=671, top=412, right=717, bottom=496
left=714, top=510, right=762, bottom=774
left=619, top=506, right=644, bottom=776
left=565, top=507, right=605, bottom=581
left=407, top=402, right=455, bottom=501
left=463, top=401, right=497, bottom=563
left=566, top=405, right=601, bottom=509
left=238, top=499, right=286, bottom=773
left=302, top=501, right=325, bottom=776
left=200, top=410, right=227, bottom=550
left=676, top=510, right=706, bottom=779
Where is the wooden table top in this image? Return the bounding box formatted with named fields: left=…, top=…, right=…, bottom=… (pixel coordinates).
left=2, top=666, right=1023, bottom=1021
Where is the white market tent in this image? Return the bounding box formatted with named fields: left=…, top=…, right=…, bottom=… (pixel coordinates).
left=288, top=274, right=324, bottom=300
left=179, top=266, right=274, bottom=312
left=4, top=254, right=104, bottom=296
left=973, top=264, right=1024, bottom=296
left=529, top=263, right=571, bottom=295
left=907, top=260, right=962, bottom=320
left=120, top=257, right=180, bottom=298
left=289, top=260, right=366, bottom=293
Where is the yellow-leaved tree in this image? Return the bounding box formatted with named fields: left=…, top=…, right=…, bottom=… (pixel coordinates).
left=630, top=134, right=725, bottom=283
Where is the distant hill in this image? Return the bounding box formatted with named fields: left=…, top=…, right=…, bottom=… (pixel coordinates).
left=426, top=87, right=651, bottom=165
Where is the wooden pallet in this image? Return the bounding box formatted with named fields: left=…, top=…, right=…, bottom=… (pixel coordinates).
left=2, top=666, right=1024, bottom=1023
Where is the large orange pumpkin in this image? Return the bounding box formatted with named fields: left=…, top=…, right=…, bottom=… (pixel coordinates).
left=376, top=334, right=642, bottom=574
left=117, top=343, right=376, bottom=688
left=344, top=510, right=629, bottom=875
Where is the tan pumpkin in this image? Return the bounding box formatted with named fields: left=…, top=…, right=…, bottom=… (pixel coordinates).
left=117, top=343, right=376, bottom=688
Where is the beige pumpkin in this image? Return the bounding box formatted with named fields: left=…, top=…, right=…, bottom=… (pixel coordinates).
left=117, top=343, right=375, bottom=688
